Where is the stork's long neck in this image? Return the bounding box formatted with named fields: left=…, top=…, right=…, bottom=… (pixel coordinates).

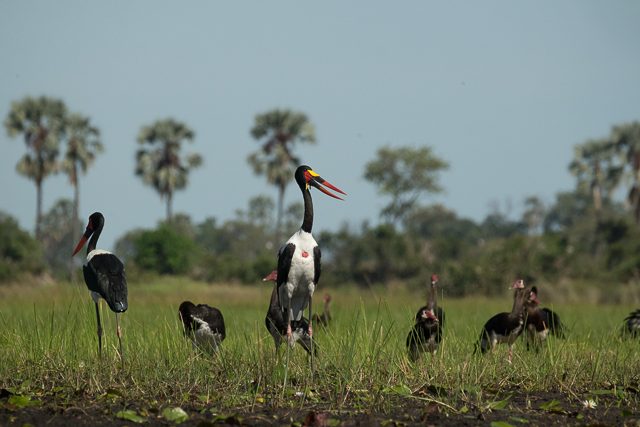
left=86, top=224, right=103, bottom=255
left=301, top=187, right=314, bottom=233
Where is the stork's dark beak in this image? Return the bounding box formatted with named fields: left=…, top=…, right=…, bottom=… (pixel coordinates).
left=72, top=226, right=92, bottom=256
left=307, top=170, right=347, bottom=200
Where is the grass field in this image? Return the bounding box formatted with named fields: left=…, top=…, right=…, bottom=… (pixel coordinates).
left=0, top=278, right=639, bottom=425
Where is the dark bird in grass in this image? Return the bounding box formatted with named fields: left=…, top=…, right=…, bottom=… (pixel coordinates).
left=622, top=309, right=640, bottom=338
left=475, top=279, right=528, bottom=363
left=312, top=294, right=332, bottom=327
left=72, top=212, right=127, bottom=359
left=263, top=270, right=316, bottom=356
left=178, top=301, right=226, bottom=354
left=524, top=286, right=566, bottom=350
left=275, top=165, right=345, bottom=372
left=406, top=274, right=444, bottom=361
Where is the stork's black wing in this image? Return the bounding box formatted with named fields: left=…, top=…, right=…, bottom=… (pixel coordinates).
left=84, top=253, right=128, bottom=313
left=276, top=243, right=295, bottom=287
left=313, top=246, right=321, bottom=284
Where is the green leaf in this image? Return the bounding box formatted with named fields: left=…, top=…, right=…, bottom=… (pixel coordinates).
left=8, top=395, right=40, bottom=408
left=115, top=410, right=146, bottom=424
left=162, top=407, right=189, bottom=424
left=491, top=422, right=515, bottom=427
left=539, top=400, right=563, bottom=413
left=383, top=384, right=412, bottom=396
left=589, top=389, right=614, bottom=395
left=509, top=416, right=529, bottom=424
left=486, top=396, right=511, bottom=411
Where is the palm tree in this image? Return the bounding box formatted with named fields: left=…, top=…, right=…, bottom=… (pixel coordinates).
left=60, top=113, right=103, bottom=241
left=611, top=122, right=640, bottom=223
left=568, top=139, right=621, bottom=217
left=247, top=109, right=316, bottom=242
left=4, top=96, right=67, bottom=238
left=135, top=118, right=202, bottom=221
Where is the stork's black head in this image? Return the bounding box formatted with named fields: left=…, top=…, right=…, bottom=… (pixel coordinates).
left=72, top=212, right=105, bottom=256
left=294, top=165, right=346, bottom=200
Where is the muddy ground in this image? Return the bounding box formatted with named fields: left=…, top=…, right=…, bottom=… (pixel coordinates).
left=1, top=388, right=639, bottom=426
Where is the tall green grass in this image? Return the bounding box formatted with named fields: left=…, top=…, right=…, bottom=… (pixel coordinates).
left=0, top=279, right=638, bottom=413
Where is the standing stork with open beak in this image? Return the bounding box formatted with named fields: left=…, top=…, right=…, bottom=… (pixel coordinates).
left=276, top=165, right=345, bottom=371
left=72, top=212, right=128, bottom=360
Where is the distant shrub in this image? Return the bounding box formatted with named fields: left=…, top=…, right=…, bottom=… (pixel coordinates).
left=0, top=212, right=45, bottom=282
left=132, top=224, right=201, bottom=275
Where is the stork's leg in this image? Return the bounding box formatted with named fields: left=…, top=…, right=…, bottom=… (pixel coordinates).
left=94, top=302, right=103, bottom=358
left=286, top=306, right=294, bottom=345
left=116, top=313, right=124, bottom=363
left=308, top=295, right=315, bottom=378
left=507, top=345, right=513, bottom=364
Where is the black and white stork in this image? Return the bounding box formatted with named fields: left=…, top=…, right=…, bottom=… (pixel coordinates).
left=312, top=294, right=332, bottom=328
left=406, top=274, right=444, bottom=361
left=263, top=270, right=315, bottom=356
left=71, top=212, right=128, bottom=359
left=524, top=286, right=565, bottom=350
left=475, top=279, right=528, bottom=363
left=622, top=309, right=640, bottom=338
left=178, top=301, right=226, bottom=354
left=276, top=165, right=345, bottom=356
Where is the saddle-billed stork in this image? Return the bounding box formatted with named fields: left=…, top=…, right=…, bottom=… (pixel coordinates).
left=622, top=309, right=640, bottom=338
left=263, top=270, right=315, bottom=355
left=72, top=212, right=128, bottom=359
left=524, top=286, right=565, bottom=350
left=312, top=294, right=332, bottom=328
left=475, top=279, right=528, bottom=363
left=276, top=165, right=345, bottom=365
left=178, top=301, right=226, bottom=354
left=406, top=274, right=444, bottom=361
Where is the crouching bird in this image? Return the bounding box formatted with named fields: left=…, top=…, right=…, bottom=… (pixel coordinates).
left=178, top=301, right=226, bottom=354
left=312, top=294, right=333, bottom=328
left=263, top=270, right=316, bottom=356
left=475, top=279, right=528, bottom=363
left=406, top=274, right=444, bottom=361
left=622, top=309, right=640, bottom=338
left=72, top=212, right=127, bottom=360
left=524, top=286, right=565, bottom=350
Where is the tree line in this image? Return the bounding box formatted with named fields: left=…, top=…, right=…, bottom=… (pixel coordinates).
left=3, top=95, right=640, bottom=297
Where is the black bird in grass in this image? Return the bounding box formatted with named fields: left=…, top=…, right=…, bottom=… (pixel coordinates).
left=178, top=301, right=226, bottom=354
left=524, top=286, right=566, bottom=350
left=263, top=270, right=316, bottom=356
left=275, top=166, right=345, bottom=372
left=312, top=294, right=332, bottom=328
left=475, top=279, right=528, bottom=363
left=72, top=212, right=127, bottom=359
left=622, top=309, right=640, bottom=338
left=406, top=274, right=444, bottom=361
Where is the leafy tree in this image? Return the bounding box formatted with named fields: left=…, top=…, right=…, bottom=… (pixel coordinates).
left=522, top=196, right=546, bottom=235
left=568, top=139, right=621, bottom=216
left=0, top=212, right=45, bottom=282
left=4, top=96, right=67, bottom=238
left=611, top=122, right=640, bottom=223
left=135, top=118, right=202, bottom=221
left=247, top=109, right=316, bottom=242
left=59, top=113, right=103, bottom=242
left=364, top=146, right=449, bottom=224
left=132, top=223, right=200, bottom=275
left=39, top=199, right=80, bottom=277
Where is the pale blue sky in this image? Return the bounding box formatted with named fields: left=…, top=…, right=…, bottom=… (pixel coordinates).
left=2, top=1, right=639, bottom=249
